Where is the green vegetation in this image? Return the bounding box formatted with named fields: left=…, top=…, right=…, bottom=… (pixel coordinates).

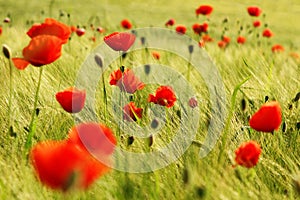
left=0, top=0, right=299, bottom=199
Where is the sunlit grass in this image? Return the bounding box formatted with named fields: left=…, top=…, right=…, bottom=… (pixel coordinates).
left=0, top=0, right=299, bottom=199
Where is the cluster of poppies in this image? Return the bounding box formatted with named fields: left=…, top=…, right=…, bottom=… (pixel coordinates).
left=104, top=32, right=177, bottom=122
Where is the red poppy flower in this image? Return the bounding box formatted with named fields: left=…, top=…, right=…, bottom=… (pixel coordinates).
left=202, top=34, right=213, bottom=42
left=96, top=26, right=105, bottom=33
left=27, top=18, right=71, bottom=44
left=222, top=35, right=230, bottom=44
left=148, top=85, right=177, bottom=108
left=0, top=26, right=2, bottom=35
left=253, top=20, right=261, bottom=28
left=67, top=122, right=117, bottom=156
left=192, top=23, right=208, bottom=35
left=262, top=29, right=273, bottom=38
left=165, top=18, right=175, bottom=27
left=12, top=35, right=63, bottom=70
left=75, top=28, right=85, bottom=37
left=235, top=141, right=262, bottom=168
left=249, top=101, right=282, bottom=132
left=3, top=17, right=10, bottom=23
left=175, top=25, right=187, bottom=34
left=109, top=68, right=145, bottom=94
left=123, top=102, right=143, bottom=122
left=237, top=36, right=246, bottom=44
left=271, top=44, right=284, bottom=53
left=30, top=140, right=110, bottom=191
left=104, top=32, right=136, bottom=51
left=195, top=5, right=213, bottom=16
left=70, top=25, right=77, bottom=33
left=55, top=87, right=86, bottom=113
left=218, top=40, right=227, bottom=49
left=121, top=19, right=132, bottom=29
left=198, top=40, right=205, bottom=48
left=188, top=97, right=198, bottom=108
left=152, top=51, right=160, bottom=60
left=247, top=6, right=262, bottom=17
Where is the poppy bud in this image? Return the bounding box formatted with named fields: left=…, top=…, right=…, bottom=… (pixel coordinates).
left=148, top=135, right=154, bottom=147
left=195, top=185, right=206, bottom=198
left=2, top=44, right=11, bottom=59
left=188, top=45, right=194, bottom=54
left=144, top=64, right=151, bottom=75
left=151, top=119, right=159, bottom=129
left=94, top=53, right=103, bottom=68
left=182, top=168, right=189, bottom=184
left=241, top=98, right=246, bottom=111
left=293, top=92, right=300, bottom=102
left=141, top=37, right=146, bottom=45
left=127, top=136, right=134, bottom=146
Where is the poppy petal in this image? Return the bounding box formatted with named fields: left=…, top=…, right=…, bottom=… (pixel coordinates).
left=11, top=58, right=30, bottom=70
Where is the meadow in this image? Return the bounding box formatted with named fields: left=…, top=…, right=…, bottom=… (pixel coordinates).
left=0, top=0, right=299, bottom=199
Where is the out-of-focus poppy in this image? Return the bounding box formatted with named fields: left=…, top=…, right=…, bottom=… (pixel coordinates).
left=121, top=19, right=132, bottom=29
left=148, top=85, right=177, bottom=108
left=249, top=101, right=282, bottom=132
left=247, top=6, right=262, bottom=17
left=237, top=36, right=246, bottom=44
left=188, top=97, right=198, bottom=108
left=202, top=34, right=213, bottom=42
left=235, top=141, right=262, bottom=168
left=195, top=5, right=213, bottom=16
left=123, top=102, right=143, bottom=122
left=109, top=68, right=145, bottom=94
left=271, top=44, right=284, bottom=53
left=3, top=17, right=10, bottom=23
left=55, top=87, right=86, bottom=113
left=12, top=35, right=63, bottom=70
left=75, top=28, right=85, bottom=37
left=152, top=51, right=160, bottom=60
left=96, top=26, right=105, bottom=33
left=104, top=32, right=136, bottom=51
left=0, top=26, right=2, bottom=35
left=175, top=25, right=187, bottom=34
left=262, top=28, right=273, bottom=38
left=27, top=18, right=71, bottom=44
left=253, top=20, right=261, bottom=28
left=165, top=19, right=175, bottom=27
left=70, top=25, right=77, bottom=33
left=30, top=140, right=110, bottom=191
left=218, top=40, right=227, bottom=49
left=67, top=122, right=117, bottom=156
left=222, top=35, right=230, bottom=44
left=192, top=23, right=208, bottom=35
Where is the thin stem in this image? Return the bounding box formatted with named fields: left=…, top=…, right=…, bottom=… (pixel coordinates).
left=8, top=59, right=13, bottom=131
left=25, top=67, right=44, bottom=152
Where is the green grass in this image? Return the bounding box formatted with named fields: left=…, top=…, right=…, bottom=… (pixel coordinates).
left=0, top=0, right=300, bottom=199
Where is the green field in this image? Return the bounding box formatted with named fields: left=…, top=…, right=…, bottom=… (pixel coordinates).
left=0, top=0, right=299, bottom=199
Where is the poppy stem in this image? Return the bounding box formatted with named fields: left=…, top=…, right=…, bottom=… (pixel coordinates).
left=218, top=76, right=251, bottom=163
left=7, top=57, right=13, bottom=133
left=25, top=67, right=44, bottom=153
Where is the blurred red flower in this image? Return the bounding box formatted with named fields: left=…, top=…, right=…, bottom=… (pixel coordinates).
left=262, top=29, right=273, bottom=38
left=249, top=101, right=282, bottom=132
left=70, top=25, right=77, bottom=33
left=165, top=18, right=175, bottom=27
left=175, top=25, right=187, bottom=34
left=27, top=18, right=71, bottom=44
left=55, top=87, right=86, bottom=113
left=75, top=28, right=85, bottom=37
left=3, top=17, right=10, bottom=23
left=148, top=86, right=177, bottom=108
left=188, top=97, right=198, bottom=108
left=235, top=141, right=262, bottom=168
left=12, top=35, right=63, bottom=70
left=253, top=20, right=261, bottom=28
left=271, top=44, right=284, bottom=53
left=218, top=40, right=227, bottom=49
left=152, top=51, right=160, bottom=60
left=104, top=32, right=136, bottom=51
left=121, top=19, right=132, bottom=29
left=0, top=26, right=2, bottom=35
left=247, top=6, right=262, bottom=17
left=30, top=140, right=111, bottom=191
left=67, top=122, right=117, bottom=156
left=222, top=35, right=230, bottom=44
left=96, top=26, right=105, bottom=33
left=237, top=36, right=246, bottom=44
left=109, top=68, right=145, bottom=94
left=192, top=23, right=208, bottom=35
left=123, top=102, right=143, bottom=122
left=195, top=5, right=213, bottom=16
left=202, top=34, right=213, bottom=42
